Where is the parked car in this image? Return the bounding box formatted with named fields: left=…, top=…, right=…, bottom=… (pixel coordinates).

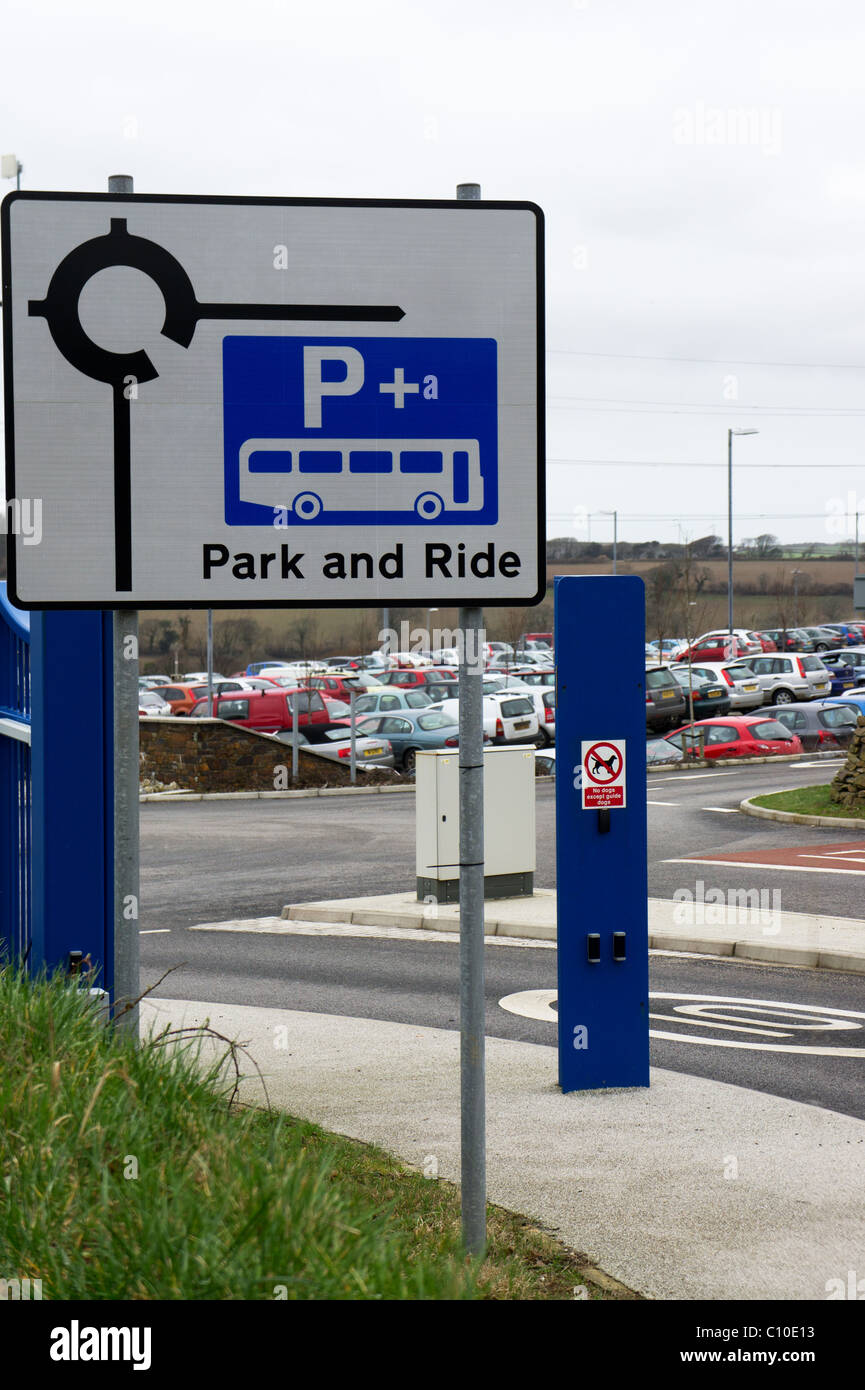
left=761, top=702, right=860, bottom=751
left=353, top=709, right=479, bottom=771
left=676, top=635, right=745, bottom=663
left=138, top=689, right=172, bottom=717
left=302, top=727, right=395, bottom=768
left=820, top=648, right=865, bottom=682
left=671, top=661, right=763, bottom=712
left=813, top=657, right=861, bottom=696
left=183, top=671, right=229, bottom=684
left=748, top=653, right=833, bottom=704
left=669, top=669, right=731, bottom=718
left=429, top=691, right=539, bottom=745
left=691, top=629, right=762, bottom=658
left=534, top=747, right=557, bottom=776
left=814, top=692, right=865, bottom=718
left=822, top=624, right=865, bottom=646
left=517, top=669, right=556, bottom=688
left=191, top=687, right=333, bottom=741
left=646, top=737, right=684, bottom=766
left=663, top=716, right=802, bottom=759
left=760, top=628, right=815, bottom=653
left=308, top=673, right=379, bottom=701
left=499, top=684, right=555, bottom=744
left=645, top=665, right=687, bottom=730
left=158, top=682, right=212, bottom=716
left=346, top=688, right=434, bottom=716
left=798, top=626, right=849, bottom=653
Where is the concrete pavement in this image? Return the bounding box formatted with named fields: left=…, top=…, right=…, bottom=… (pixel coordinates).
left=141, top=995, right=865, bottom=1300
left=278, top=888, right=865, bottom=973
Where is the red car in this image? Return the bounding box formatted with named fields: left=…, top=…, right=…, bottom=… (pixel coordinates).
left=662, top=715, right=803, bottom=759
left=375, top=668, right=458, bottom=690
left=190, top=687, right=333, bottom=740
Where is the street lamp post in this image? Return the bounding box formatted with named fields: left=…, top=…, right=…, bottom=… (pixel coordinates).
left=727, top=428, right=759, bottom=639
left=600, top=509, right=618, bottom=575
left=791, top=569, right=803, bottom=628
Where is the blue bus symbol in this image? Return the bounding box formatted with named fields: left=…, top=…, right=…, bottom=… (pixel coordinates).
left=223, top=336, right=498, bottom=527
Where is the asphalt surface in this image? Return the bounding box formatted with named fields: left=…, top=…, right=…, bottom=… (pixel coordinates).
left=141, top=757, right=861, bottom=926
left=140, top=759, right=865, bottom=1122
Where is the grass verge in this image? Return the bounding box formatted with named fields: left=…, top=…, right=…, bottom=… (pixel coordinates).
left=0, top=966, right=633, bottom=1300
left=750, top=783, right=865, bottom=820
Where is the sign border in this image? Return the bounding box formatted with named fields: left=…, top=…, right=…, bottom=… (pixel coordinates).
left=1, top=191, right=545, bottom=611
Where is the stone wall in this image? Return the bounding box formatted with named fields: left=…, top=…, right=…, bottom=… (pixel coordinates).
left=830, top=715, right=865, bottom=808
left=139, top=717, right=400, bottom=793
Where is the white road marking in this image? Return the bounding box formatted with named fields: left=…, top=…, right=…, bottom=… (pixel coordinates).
left=663, top=857, right=865, bottom=875
left=648, top=1012, right=790, bottom=1038
left=648, top=800, right=679, bottom=806
left=649, top=772, right=737, bottom=783
left=498, top=990, right=865, bottom=1055
left=701, top=806, right=739, bottom=813
left=140, top=929, right=171, bottom=934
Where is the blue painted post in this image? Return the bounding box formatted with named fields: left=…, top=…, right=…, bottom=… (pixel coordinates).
left=30, top=611, right=114, bottom=993
left=554, top=575, right=650, bottom=1091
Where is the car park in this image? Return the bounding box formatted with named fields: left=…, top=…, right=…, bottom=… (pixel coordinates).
left=645, top=665, right=687, bottom=730
left=748, top=653, right=833, bottom=704
left=761, top=702, right=860, bottom=751
left=662, top=716, right=802, bottom=759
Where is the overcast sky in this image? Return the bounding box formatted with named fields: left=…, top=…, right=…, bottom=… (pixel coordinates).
left=3, top=0, right=865, bottom=548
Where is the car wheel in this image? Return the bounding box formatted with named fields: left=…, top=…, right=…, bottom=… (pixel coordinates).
left=816, top=643, right=828, bottom=652
left=402, top=747, right=419, bottom=773
left=774, top=688, right=795, bottom=705
left=535, top=729, right=552, bottom=748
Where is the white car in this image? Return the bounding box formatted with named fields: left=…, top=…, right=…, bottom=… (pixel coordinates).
left=429, top=691, right=539, bottom=745
left=748, top=653, right=833, bottom=705
left=671, top=661, right=763, bottom=711
left=499, top=684, right=555, bottom=744
left=138, top=689, right=172, bottom=717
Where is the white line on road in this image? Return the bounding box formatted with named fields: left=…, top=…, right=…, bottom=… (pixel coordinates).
left=648, top=800, right=680, bottom=806
left=140, top=929, right=171, bottom=934
left=664, top=857, right=865, bottom=875
left=701, top=806, right=739, bottom=813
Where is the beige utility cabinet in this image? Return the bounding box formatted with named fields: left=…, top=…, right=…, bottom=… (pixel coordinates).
left=415, top=746, right=536, bottom=903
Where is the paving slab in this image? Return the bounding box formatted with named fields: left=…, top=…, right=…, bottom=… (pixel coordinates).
left=141, top=997, right=865, bottom=1301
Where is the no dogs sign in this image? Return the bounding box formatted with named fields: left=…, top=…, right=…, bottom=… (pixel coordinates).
left=581, top=740, right=626, bottom=809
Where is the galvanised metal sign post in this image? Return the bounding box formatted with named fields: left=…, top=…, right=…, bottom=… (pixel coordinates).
left=2, top=181, right=544, bottom=1255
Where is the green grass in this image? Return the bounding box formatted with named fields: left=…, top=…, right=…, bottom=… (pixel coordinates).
left=751, top=783, right=865, bottom=819
left=0, top=966, right=630, bottom=1300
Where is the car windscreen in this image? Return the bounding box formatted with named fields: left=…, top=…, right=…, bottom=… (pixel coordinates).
left=645, top=668, right=677, bottom=689
left=751, top=720, right=794, bottom=740
left=501, top=698, right=534, bottom=715
left=417, top=712, right=457, bottom=730
left=800, top=656, right=827, bottom=672
left=405, top=690, right=433, bottom=707
left=821, top=706, right=858, bottom=727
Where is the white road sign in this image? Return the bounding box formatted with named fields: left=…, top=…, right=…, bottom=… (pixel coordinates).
left=1, top=193, right=544, bottom=608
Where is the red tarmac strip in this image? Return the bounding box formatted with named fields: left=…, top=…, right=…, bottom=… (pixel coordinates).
left=684, top=839, right=865, bottom=873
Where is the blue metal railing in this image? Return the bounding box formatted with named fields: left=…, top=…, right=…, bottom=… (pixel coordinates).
left=0, top=581, right=31, bottom=965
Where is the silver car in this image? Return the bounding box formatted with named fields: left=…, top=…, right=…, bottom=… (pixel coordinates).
left=748, top=653, right=833, bottom=705
left=671, top=661, right=763, bottom=712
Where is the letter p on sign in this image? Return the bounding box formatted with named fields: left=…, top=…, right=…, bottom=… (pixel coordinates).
left=303, top=346, right=364, bottom=428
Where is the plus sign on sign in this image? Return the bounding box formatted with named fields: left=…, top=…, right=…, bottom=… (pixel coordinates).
left=1, top=193, right=543, bottom=608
